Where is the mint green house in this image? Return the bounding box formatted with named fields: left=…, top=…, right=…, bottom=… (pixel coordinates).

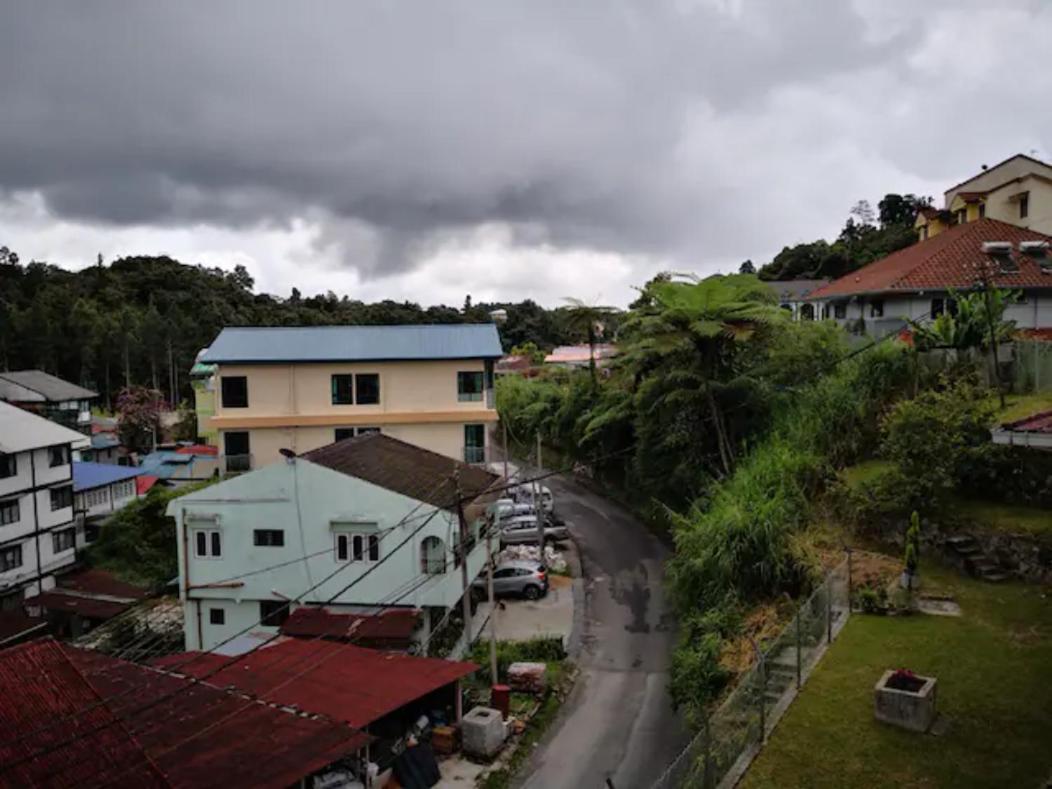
left=168, top=434, right=499, bottom=651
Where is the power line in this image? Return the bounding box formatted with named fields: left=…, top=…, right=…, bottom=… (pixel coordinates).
left=3, top=450, right=619, bottom=772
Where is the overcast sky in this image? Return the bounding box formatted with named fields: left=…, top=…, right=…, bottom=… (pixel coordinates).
left=2, top=1, right=1050, bottom=307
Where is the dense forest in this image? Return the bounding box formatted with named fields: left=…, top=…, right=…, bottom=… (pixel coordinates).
left=0, top=246, right=595, bottom=409
left=754, top=192, right=931, bottom=281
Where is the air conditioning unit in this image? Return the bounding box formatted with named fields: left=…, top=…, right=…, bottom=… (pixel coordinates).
left=981, top=241, right=1012, bottom=255
left=1019, top=240, right=1050, bottom=254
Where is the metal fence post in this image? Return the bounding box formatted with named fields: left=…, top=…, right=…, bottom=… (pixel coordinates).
left=703, top=716, right=713, bottom=789
left=794, top=610, right=802, bottom=690
left=758, top=658, right=767, bottom=744
left=826, top=578, right=833, bottom=644
left=846, top=548, right=853, bottom=611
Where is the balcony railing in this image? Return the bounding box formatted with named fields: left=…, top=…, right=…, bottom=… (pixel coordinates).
left=222, top=454, right=253, bottom=475
left=463, top=446, right=487, bottom=465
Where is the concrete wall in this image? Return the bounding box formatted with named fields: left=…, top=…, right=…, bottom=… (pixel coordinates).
left=944, top=157, right=1052, bottom=207
left=208, top=359, right=498, bottom=465
left=171, top=459, right=490, bottom=651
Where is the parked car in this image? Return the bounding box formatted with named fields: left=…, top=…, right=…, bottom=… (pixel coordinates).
left=498, top=514, right=569, bottom=546
left=491, top=498, right=537, bottom=520
left=473, top=559, right=548, bottom=600
left=510, top=484, right=554, bottom=514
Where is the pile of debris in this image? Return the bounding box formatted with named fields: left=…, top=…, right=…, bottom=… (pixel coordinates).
left=498, top=544, right=568, bottom=574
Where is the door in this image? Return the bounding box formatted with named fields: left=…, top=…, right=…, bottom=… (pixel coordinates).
left=464, top=424, right=485, bottom=464
left=223, top=431, right=251, bottom=472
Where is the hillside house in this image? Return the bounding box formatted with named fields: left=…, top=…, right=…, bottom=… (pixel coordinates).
left=0, top=370, right=97, bottom=435
left=766, top=279, right=830, bottom=320
left=808, top=219, right=1052, bottom=337
left=198, top=324, right=503, bottom=471
left=167, top=433, right=499, bottom=651
left=0, top=401, right=89, bottom=609
left=915, top=154, right=1052, bottom=241
left=72, top=461, right=142, bottom=543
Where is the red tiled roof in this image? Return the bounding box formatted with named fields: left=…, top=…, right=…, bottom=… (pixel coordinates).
left=152, top=638, right=477, bottom=728
left=24, top=591, right=131, bottom=620
left=66, top=646, right=370, bottom=789
left=174, top=444, right=218, bottom=456
left=280, top=607, right=421, bottom=646
left=809, top=219, right=1052, bottom=299
left=1002, top=410, right=1052, bottom=434
left=136, top=474, right=161, bottom=495
left=0, top=640, right=170, bottom=789
left=58, top=568, right=150, bottom=601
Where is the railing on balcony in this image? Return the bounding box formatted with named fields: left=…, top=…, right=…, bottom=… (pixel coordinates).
left=222, top=454, right=253, bottom=475
left=463, top=445, right=487, bottom=465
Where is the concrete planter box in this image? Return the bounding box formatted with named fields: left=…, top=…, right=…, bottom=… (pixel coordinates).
left=874, top=670, right=937, bottom=732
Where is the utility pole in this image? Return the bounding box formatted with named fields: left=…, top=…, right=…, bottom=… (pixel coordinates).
left=502, top=421, right=509, bottom=483
left=486, top=522, right=498, bottom=682
left=454, top=472, right=473, bottom=646
left=534, top=432, right=544, bottom=556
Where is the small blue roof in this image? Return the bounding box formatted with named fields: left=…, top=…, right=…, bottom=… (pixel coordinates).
left=201, top=324, right=503, bottom=364
left=90, top=433, right=121, bottom=450
left=72, top=462, right=141, bottom=492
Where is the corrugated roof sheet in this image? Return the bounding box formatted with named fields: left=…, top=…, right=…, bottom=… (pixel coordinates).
left=72, top=461, right=142, bottom=492
left=1002, top=410, right=1052, bottom=434
left=0, top=400, right=90, bottom=454
left=58, top=569, right=150, bottom=601
left=201, top=323, right=503, bottom=364
left=302, top=433, right=498, bottom=512
left=66, top=646, right=371, bottom=789
left=151, top=638, right=476, bottom=729
left=0, top=640, right=170, bottom=789
left=90, top=433, right=121, bottom=450
left=24, top=591, right=132, bottom=621
left=0, top=610, right=48, bottom=646
left=280, top=607, right=421, bottom=645
left=809, top=219, right=1052, bottom=299
left=0, top=370, right=97, bottom=402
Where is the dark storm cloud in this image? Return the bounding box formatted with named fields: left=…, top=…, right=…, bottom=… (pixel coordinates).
left=0, top=1, right=963, bottom=277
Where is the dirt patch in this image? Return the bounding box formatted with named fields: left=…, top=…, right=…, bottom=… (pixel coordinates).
left=720, top=599, right=795, bottom=674
left=849, top=549, right=901, bottom=589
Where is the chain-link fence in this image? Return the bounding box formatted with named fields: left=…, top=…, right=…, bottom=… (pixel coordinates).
left=1012, top=340, right=1052, bottom=394
left=652, top=555, right=852, bottom=789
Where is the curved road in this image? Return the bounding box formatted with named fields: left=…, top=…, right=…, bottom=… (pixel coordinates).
left=521, top=475, right=688, bottom=789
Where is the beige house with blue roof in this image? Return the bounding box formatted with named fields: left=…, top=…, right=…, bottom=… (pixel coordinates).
left=199, top=324, right=503, bottom=472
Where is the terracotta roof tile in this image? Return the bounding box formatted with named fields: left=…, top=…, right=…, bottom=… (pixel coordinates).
left=809, top=219, right=1052, bottom=299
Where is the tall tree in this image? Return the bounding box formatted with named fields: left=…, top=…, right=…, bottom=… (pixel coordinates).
left=562, top=298, right=620, bottom=382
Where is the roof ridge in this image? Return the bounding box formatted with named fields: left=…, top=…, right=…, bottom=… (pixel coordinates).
left=221, top=323, right=495, bottom=331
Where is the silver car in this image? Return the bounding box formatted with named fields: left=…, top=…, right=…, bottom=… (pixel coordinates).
left=473, top=559, right=549, bottom=600
left=498, top=514, right=570, bottom=546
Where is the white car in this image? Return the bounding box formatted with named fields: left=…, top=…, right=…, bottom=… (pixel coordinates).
left=510, top=484, right=554, bottom=514
left=491, top=498, right=537, bottom=520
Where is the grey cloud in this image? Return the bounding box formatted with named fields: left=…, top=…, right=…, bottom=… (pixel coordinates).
left=0, top=1, right=1041, bottom=280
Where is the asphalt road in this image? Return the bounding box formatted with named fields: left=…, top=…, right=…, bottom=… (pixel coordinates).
left=520, top=475, right=688, bottom=789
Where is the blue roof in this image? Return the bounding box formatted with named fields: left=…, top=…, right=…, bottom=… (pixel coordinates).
left=90, top=433, right=121, bottom=450
left=201, top=324, right=503, bottom=364
left=72, top=462, right=141, bottom=492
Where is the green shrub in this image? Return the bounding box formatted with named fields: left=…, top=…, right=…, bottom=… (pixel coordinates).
left=467, top=637, right=567, bottom=686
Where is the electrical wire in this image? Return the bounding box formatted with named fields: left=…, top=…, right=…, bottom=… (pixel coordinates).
left=3, top=448, right=628, bottom=774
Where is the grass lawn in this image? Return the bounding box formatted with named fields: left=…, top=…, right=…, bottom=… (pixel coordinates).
left=950, top=498, right=1052, bottom=538
left=741, top=565, right=1052, bottom=789
left=992, top=391, right=1052, bottom=424
left=839, top=459, right=894, bottom=490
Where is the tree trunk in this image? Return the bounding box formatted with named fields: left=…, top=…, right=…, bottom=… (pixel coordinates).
left=587, top=324, right=597, bottom=383
left=705, top=385, right=734, bottom=478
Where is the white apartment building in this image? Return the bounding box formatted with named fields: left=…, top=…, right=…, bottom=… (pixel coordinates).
left=168, top=433, right=499, bottom=651
left=0, top=401, right=90, bottom=610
